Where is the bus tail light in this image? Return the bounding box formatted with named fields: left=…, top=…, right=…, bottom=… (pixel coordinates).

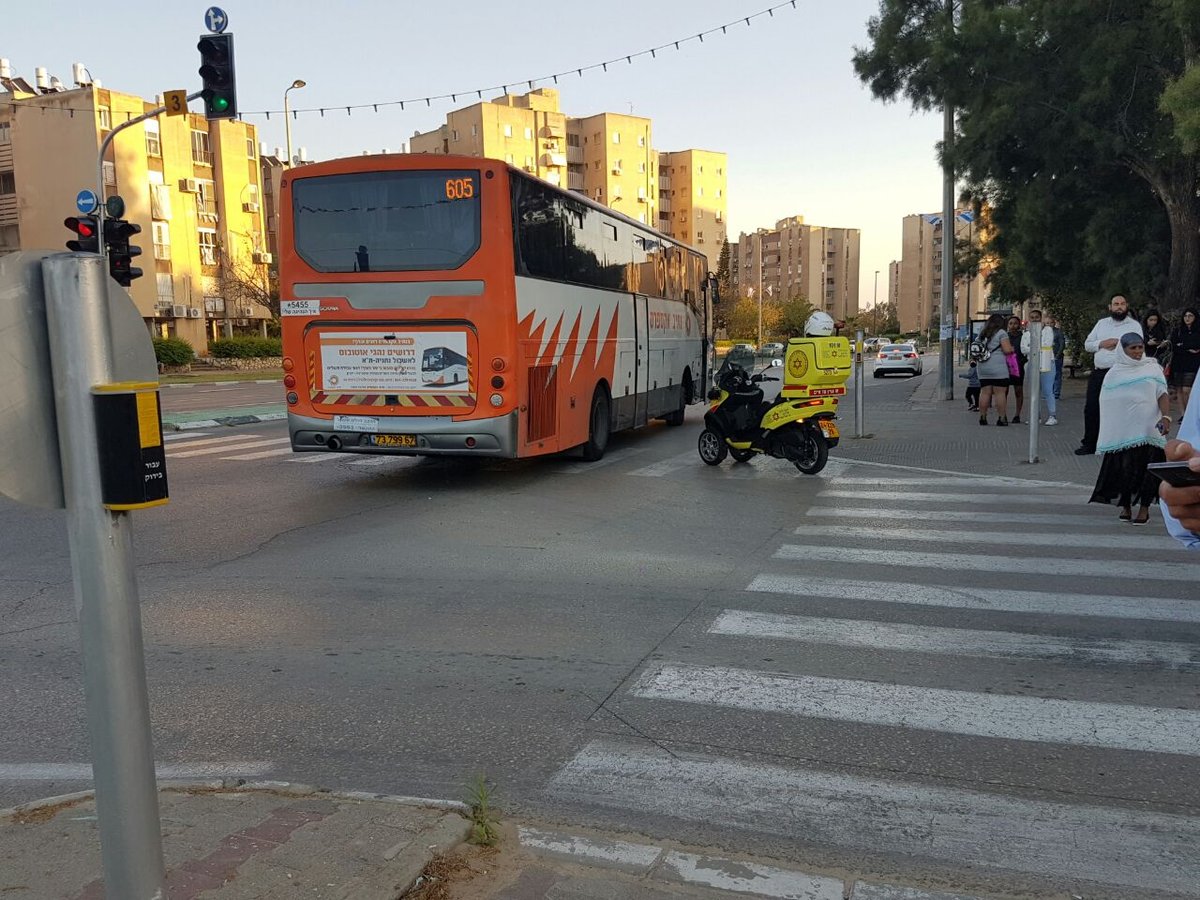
left=282, top=357, right=295, bottom=372
left=286, top=391, right=299, bottom=405
left=491, top=357, right=506, bottom=372
left=490, top=393, right=504, bottom=407
left=491, top=375, right=505, bottom=389
left=283, top=374, right=296, bottom=388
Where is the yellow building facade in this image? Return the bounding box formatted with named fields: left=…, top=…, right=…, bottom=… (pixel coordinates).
left=0, top=70, right=270, bottom=353
left=895, top=211, right=990, bottom=335
left=410, top=90, right=726, bottom=270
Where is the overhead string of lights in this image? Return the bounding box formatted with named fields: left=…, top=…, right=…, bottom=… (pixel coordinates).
left=0, top=1, right=797, bottom=123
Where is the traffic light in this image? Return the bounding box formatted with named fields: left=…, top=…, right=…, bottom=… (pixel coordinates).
left=197, top=33, right=237, bottom=120
left=64, top=216, right=100, bottom=253
left=104, top=218, right=143, bottom=287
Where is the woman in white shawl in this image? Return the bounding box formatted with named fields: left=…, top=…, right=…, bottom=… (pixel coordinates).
left=1088, top=332, right=1172, bottom=524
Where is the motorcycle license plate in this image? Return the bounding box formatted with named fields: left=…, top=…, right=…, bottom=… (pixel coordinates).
left=818, top=420, right=839, bottom=439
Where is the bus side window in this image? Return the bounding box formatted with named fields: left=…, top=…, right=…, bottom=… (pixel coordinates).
left=513, top=178, right=565, bottom=280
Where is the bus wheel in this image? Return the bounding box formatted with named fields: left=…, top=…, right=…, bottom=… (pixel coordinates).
left=664, top=375, right=689, bottom=427
left=581, top=386, right=610, bottom=461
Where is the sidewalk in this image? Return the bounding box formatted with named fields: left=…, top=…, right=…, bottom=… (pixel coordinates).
left=840, top=355, right=1099, bottom=486
left=0, top=782, right=467, bottom=899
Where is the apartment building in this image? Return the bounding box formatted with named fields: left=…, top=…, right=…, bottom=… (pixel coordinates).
left=894, top=211, right=990, bottom=334
left=409, top=90, right=726, bottom=270
left=0, top=59, right=271, bottom=352
left=733, top=216, right=861, bottom=322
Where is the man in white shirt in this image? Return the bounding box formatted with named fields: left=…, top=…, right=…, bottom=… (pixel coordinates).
left=1021, top=310, right=1059, bottom=425
left=1076, top=295, right=1144, bottom=455
left=1161, top=384, right=1200, bottom=549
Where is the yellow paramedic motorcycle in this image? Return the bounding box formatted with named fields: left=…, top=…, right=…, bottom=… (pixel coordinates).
left=698, top=335, right=851, bottom=475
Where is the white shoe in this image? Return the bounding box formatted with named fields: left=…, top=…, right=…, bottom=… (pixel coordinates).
left=1044, top=417, right=1058, bottom=426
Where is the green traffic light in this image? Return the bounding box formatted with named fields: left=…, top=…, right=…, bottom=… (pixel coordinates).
left=213, top=96, right=230, bottom=113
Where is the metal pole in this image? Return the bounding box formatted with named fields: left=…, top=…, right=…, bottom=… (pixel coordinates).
left=854, top=328, right=865, bottom=438
left=285, top=93, right=293, bottom=167
left=1028, top=320, right=1042, bottom=464
left=42, top=254, right=166, bottom=900
left=938, top=0, right=955, bottom=401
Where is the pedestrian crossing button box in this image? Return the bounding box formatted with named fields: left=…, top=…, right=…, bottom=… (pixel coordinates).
left=91, top=382, right=169, bottom=510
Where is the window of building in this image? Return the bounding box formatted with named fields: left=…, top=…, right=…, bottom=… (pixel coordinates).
left=717, top=189, right=723, bottom=198
left=471, top=124, right=478, bottom=137
left=145, top=119, right=161, bottom=157
left=191, top=130, right=212, bottom=166
left=198, top=228, right=218, bottom=266
left=102, top=161, right=116, bottom=186
left=504, top=125, right=513, bottom=138
left=567, top=133, right=580, bottom=147
left=612, top=132, right=620, bottom=144
left=638, top=162, right=646, bottom=174
left=155, top=273, right=174, bottom=306
left=98, top=107, right=111, bottom=130
left=637, top=186, right=646, bottom=200
left=152, top=222, right=171, bottom=260
left=698, top=187, right=704, bottom=197
left=717, top=167, right=724, bottom=176
left=197, top=180, right=218, bottom=218
left=594, top=160, right=601, bottom=170
left=524, top=127, right=533, bottom=140
left=638, top=135, right=645, bottom=147
left=525, top=156, right=534, bottom=168
left=639, top=212, right=646, bottom=223
left=595, top=189, right=602, bottom=200
left=451, top=129, right=459, bottom=142
left=0, top=171, right=14, bottom=195
left=246, top=137, right=255, bottom=158
left=594, top=132, right=601, bottom=143
left=0, top=122, right=10, bottom=143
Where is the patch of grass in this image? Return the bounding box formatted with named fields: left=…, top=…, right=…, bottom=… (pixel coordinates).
left=464, top=775, right=500, bottom=847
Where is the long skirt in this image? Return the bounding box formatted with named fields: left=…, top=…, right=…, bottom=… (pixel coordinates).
left=1088, top=443, right=1166, bottom=508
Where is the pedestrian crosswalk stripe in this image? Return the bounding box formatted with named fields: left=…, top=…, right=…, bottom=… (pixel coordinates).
left=747, top=573, right=1200, bottom=623
left=792, top=524, right=1177, bottom=551
left=818, top=489, right=1046, bottom=504
left=549, top=738, right=1200, bottom=895
left=165, top=433, right=263, bottom=450
left=805, top=507, right=1140, bottom=527
left=221, top=447, right=294, bottom=461
left=709, top=609, right=1198, bottom=669
left=168, top=438, right=290, bottom=459
left=834, top=476, right=1076, bottom=490
left=163, top=431, right=210, bottom=442
left=631, top=663, right=1200, bottom=755
left=773, top=544, right=1199, bottom=582
left=629, top=451, right=697, bottom=478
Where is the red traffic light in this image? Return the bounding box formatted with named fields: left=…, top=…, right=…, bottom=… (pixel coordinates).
left=65, top=217, right=97, bottom=238
left=64, top=216, right=100, bottom=253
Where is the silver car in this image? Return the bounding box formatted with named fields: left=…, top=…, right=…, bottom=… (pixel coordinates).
left=761, top=342, right=785, bottom=357
left=873, top=343, right=923, bottom=377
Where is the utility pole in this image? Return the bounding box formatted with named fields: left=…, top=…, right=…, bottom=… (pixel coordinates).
left=938, top=0, right=956, bottom=400
left=873, top=269, right=880, bottom=335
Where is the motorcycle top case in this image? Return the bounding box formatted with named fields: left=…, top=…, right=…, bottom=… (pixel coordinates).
left=781, top=337, right=852, bottom=399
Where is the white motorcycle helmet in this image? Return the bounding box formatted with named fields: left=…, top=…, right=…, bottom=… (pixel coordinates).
left=804, top=311, right=836, bottom=337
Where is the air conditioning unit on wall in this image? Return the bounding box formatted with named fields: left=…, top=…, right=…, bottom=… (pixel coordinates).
left=243, top=201, right=260, bottom=213
left=238, top=305, right=254, bottom=316
left=252, top=251, right=272, bottom=265
left=171, top=304, right=188, bottom=318
left=179, top=178, right=199, bottom=193
left=188, top=307, right=202, bottom=319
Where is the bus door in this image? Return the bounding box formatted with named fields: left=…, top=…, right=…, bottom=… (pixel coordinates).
left=632, top=293, right=650, bottom=428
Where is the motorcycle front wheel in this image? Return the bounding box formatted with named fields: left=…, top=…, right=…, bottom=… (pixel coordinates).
left=789, top=426, right=829, bottom=475
left=698, top=429, right=728, bottom=466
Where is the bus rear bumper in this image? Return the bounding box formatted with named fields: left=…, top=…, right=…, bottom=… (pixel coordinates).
left=288, top=410, right=519, bottom=458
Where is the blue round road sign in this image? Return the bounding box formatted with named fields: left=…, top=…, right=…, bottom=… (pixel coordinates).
left=204, top=6, right=229, bottom=34
left=75, top=189, right=99, bottom=215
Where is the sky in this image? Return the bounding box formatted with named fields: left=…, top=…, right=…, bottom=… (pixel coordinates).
left=5, top=0, right=944, bottom=310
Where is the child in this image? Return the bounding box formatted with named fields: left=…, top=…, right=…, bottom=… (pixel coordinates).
left=960, top=362, right=981, bottom=411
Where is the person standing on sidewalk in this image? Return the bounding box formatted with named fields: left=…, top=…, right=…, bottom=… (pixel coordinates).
left=1161, top=383, right=1200, bottom=548
left=1007, top=315, right=1027, bottom=423
left=1076, top=295, right=1144, bottom=455
left=1049, top=313, right=1066, bottom=400
left=1089, top=334, right=1171, bottom=524
left=1170, top=307, right=1199, bottom=415
left=959, top=362, right=981, bottom=411
left=1021, top=310, right=1058, bottom=425
left=975, top=313, right=1015, bottom=426
left=1143, top=309, right=1170, bottom=365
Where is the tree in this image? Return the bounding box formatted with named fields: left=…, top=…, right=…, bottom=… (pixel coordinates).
left=217, top=242, right=279, bottom=320
left=776, top=295, right=815, bottom=338
left=853, top=1, right=1200, bottom=312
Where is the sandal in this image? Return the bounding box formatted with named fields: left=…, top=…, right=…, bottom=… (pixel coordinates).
left=1132, top=512, right=1150, bottom=526
left=1118, top=508, right=1132, bottom=521
left=996, top=417, right=1009, bottom=426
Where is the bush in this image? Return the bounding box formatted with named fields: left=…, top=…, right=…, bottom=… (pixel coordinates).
left=153, top=337, right=195, bottom=366
left=208, top=336, right=283, bottom=358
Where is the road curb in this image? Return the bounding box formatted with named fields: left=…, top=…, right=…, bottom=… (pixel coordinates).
left=160, top=379, right=280, bottom=389
left=0, top=779, right=469, bottom=821
left=167, top=411, right=287, bottom=432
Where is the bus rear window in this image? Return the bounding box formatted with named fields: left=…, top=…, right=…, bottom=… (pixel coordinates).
left=291, top=169, right=481, bottom=273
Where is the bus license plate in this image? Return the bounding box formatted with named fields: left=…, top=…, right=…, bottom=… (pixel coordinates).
left=818, top=421, right=839, bottom=439
left=370, top=434, right=418, bottom=448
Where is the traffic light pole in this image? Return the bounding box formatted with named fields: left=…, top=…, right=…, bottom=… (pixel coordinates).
left=95, top=92, right=202, bottom=259
left=43, top=254, right=166, bottom=899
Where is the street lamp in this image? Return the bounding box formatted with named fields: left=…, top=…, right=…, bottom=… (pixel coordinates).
left=284, top=79, right=306, bottom=166
left=873, top=269, right=880, bottom=335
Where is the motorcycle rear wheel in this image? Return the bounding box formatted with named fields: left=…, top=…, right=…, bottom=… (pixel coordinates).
left=698, top=429, right=728, bottom=465
left=790, top=427, right=829, bottom=475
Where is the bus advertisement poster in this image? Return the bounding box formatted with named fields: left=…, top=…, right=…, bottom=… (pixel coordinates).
left=318, top=330, right=470, bottom=393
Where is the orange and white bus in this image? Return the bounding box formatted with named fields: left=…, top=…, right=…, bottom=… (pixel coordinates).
left=279, top=154, right=716, bottom=461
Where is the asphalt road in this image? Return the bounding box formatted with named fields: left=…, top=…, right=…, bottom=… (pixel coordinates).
left=3, top=366, right=1197, bottom=899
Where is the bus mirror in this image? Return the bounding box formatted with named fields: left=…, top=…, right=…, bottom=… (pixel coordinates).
left=707, top=274, right=720, bottom=304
